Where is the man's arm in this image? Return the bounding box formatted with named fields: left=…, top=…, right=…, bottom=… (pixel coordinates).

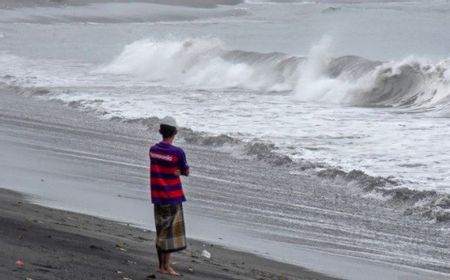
left=182, top=168, right=189, bottom=176
left=178, top=150, right=189, bottom=176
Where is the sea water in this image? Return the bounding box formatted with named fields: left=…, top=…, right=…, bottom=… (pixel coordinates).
left=1, top=0, right=450, bottom=193
left=1, top=1, right=450, bottom=278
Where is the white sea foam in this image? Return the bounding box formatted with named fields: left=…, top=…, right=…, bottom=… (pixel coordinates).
left=95, top=38, right=289, bottom=91
left=294, top=35, right=351, bottom=102
left=2, top=35, right=450, bottom=196
left=96, top=37, right=450, bottom=112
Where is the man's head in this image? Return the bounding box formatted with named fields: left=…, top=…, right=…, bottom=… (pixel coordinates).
left=159, top=116, right=177, bottom=140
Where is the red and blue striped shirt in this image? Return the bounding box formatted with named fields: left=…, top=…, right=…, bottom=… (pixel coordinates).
left=149, top=142, right=189, bottom=205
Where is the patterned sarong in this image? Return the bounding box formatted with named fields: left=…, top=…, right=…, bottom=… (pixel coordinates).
left=154, top=204, right=187, bottom=252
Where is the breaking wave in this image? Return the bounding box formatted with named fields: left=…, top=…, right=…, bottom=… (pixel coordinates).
left=3, top=36, right=450, bottom=223
left=97, top=37, right=450, bottom=113
left=2, top=81, right=448, bottom=223
left=113, top=115, right=450, bottom=223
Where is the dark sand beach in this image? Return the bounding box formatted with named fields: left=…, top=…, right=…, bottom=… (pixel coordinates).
left=0, top=188, right=340, bottom=280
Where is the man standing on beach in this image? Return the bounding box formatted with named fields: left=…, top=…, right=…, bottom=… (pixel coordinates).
left=149, top=117, right=189, bottom=276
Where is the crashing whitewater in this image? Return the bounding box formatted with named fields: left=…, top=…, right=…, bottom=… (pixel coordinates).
left=2, top=37, right=450, bottom=222
left=96, top=37, right=450, bottom=114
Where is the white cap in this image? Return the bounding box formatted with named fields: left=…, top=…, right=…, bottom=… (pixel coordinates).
left=160, top=116, right=177, bottom=128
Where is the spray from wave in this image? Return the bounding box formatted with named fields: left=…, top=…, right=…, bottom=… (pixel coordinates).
left=95, top=37, right=301, bottom=91
left=96, top=37, right=450, bottom=112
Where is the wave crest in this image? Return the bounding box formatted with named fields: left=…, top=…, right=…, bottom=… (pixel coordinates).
left=97, top=37, right=450, bottom=112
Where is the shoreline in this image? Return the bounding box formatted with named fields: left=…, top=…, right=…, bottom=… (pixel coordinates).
left=0, top=188, right=338, bottom=280
left=1, top=87, right=449, bottom=280
left=0, top=0, right=243, bottom=9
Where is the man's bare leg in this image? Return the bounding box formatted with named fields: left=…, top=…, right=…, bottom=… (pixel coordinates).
left=157, top=249, right=167, bottom=273
left=160, top=253, right=180, bottom=276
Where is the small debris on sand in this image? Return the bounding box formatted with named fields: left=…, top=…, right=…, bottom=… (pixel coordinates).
left=201, top=249, right=211, bottom=259
left=15, top=259, right=24, bottom=268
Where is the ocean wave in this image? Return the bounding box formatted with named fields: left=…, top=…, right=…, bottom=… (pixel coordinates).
left=2, top=81, right=448, bottom=222
left=96, top=37, right=450, bottom=112
left=318, top=168, right=450, bottom=222
left=109, top=114, right=450, bottom=223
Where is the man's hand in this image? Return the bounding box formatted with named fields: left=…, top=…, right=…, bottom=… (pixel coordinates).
left=174, top=169, right=181, bottom=176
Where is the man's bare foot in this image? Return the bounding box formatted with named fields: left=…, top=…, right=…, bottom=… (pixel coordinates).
left=158, top=267, right=180, bottom=276
left=158, top=268, right=169, bottom=274
left=166, top=267, right=181, bottom=276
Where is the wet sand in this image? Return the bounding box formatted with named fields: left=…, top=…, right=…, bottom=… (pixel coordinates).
left=0, top=188, right=340, bottom=280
